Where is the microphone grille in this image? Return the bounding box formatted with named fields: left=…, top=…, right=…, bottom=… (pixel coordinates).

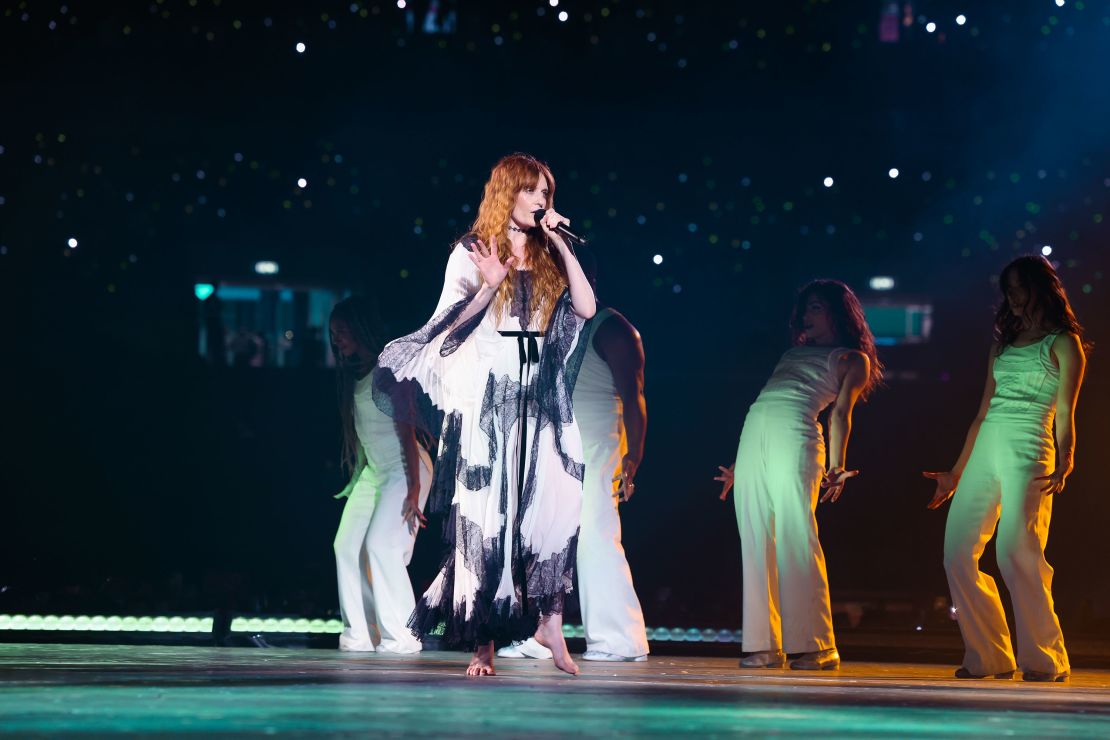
left=532, top=208, right=546, bottom=225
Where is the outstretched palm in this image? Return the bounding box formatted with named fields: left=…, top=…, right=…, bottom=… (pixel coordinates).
left=467, top=236, right=517, bottom=288
left=922, top=470, right=959, bottom=510
left=715, top=464, right=735, bottom=501
left=820, top=468, right=859, bottom=503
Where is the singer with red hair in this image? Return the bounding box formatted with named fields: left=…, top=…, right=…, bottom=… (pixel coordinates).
left=373, top=153, right=595, bottom=676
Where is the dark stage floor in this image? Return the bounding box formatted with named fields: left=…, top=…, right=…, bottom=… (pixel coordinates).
left=1, top=644, right=1109, bottom=736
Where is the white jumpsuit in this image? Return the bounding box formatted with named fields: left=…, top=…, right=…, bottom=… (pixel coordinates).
left=333, top=372, right=432, bottom=653
left=574, top=308, right=650, bottom=658
left=733, top=345, right=847, bottom=654
left=943, top=333, right=1069, bottom=676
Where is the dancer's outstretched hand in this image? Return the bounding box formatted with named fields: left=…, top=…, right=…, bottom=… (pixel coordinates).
left=402, top=487, right=427, bottom=535
left=820, top=467, right=859, bottom=503
left=612, top=455, right=639, bottom=502
left=1035, top=465, right=1071, bottom=496
left=923, top=470, right=959, bottom=510
left=467, top=235, right=517, bottom=289
left=715, top=464, right=735, bottom=501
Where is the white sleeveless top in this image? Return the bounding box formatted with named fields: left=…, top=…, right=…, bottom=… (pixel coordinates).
left=353, top=372, right=405, bottom=482
left=575, top=308, right=619, bottom=406
left=573, top=308, right=623, bottom=444
left=984, top=332, right=1061, bottom=427
left=749, top=345, right=849, bottom=421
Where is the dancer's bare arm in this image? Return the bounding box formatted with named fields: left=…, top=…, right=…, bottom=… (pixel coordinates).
left=595, top=313, right=646, bottom=501
left=396, top=420, right=428, bottom=533
left=1036, top=333, right=1086, bottom=495
left=822, top=351, right=869, bottom=503
left=924, top=346, right=998, bottom=509
left=537, top=209, right=596, bottom=320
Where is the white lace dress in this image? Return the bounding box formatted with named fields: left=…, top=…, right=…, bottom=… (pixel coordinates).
left=372, top=238, right=587, bottom=646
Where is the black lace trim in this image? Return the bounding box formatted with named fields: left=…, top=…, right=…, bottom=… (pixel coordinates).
left=522, top=524, right=578, bottom=620
left=509, top=271, right=534, bottom=331
left=370, top=298, right=468, bottom=441
left=408, top=505, right=579, bottom=648
left=428, top=411, right=493, bottom=515
left=442, top=305, right=486, bottom=357
left=536, top=290, right=589, bottom=486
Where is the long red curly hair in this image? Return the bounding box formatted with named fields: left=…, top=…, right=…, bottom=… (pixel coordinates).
left=467, top=153, right=568, bottom=327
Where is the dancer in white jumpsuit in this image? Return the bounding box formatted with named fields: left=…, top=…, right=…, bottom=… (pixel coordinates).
left=575, top=307, right=650, bottom=661
left=925, top=255, right=1086, bottom=682
left=717, top=280, right=881, bottom=671
left=330, top=297, right=433, bottom=654
left=500, top=301, right=650, bottom=662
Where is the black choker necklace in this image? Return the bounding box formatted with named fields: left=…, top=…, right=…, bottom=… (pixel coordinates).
left=508, top=224, right=528, bottom=234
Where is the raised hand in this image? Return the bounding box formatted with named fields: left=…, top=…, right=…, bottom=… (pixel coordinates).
left=467, top=235, right=517, bottom=288
left=715, top=464, right=735, bottom=501
left=922, top=470, right=959, bottom=510
left=820, top=467, right=859, bottom=503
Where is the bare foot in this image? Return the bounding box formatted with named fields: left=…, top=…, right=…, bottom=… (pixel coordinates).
left=466, top=641, right=495, bottom=676
left=534, top=615, right=579, bottom=676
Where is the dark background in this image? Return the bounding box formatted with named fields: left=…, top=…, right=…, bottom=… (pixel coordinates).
left=4, top=1, right=1108, bottom=634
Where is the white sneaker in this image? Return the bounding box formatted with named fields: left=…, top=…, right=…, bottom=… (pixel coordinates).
left=338, top=637, right=376, bottom=653
left=496, top=638, right=552, bottom=659
left=582, top=650, right=648, bottom=662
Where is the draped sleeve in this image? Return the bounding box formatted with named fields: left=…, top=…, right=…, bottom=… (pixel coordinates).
left=433, top=241, right=481, bottom=316
left=370, top=240, right=490, bottom=439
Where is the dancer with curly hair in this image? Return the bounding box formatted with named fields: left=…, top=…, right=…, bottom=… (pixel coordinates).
left=716, top=280, right=882, bottom=671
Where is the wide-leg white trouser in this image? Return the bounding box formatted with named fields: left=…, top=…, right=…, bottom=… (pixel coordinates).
left=334, top=454, right=431, bottom=653
left=943, top=421, right=1068, bottom=675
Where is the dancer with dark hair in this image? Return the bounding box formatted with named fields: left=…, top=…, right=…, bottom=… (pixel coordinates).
left=373, top=153, right=596, bottom=676
left=330, top=296, right=432, bottom=654
left=716, top=280, right=882, bottom=671
left=925, top=255, right=1087, bottom=682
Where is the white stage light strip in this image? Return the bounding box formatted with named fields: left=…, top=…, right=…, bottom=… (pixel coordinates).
left=0, top=615, right=213, bottom=632
left=227, top=618, right=742, bottom=643
left=0, top=614, right=741, bottom=643
left=231, top=617, right=343, bottom=634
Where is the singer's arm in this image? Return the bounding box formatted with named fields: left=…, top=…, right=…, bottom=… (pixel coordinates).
left=559, top=241, right=597, bottom=320
left=538, top=209, right=596, bottom=319
left=435, top=240, right=501, bottom=333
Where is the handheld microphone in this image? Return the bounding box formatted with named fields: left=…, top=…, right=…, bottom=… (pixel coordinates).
left=533, top=209, right=588, bottom=246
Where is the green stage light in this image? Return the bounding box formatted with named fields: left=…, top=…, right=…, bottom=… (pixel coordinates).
left=228, top=617, right=344, bottom=634
left=0, top=614, right=213, bottom=633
